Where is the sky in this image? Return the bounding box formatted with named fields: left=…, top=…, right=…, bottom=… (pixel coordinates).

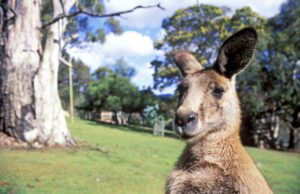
left=67, top=0, right=286, bottom=94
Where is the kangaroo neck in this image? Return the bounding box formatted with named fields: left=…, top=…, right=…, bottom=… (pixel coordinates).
left=177, top=124, right=242, bottom=171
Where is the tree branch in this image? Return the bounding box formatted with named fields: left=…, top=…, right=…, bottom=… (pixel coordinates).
left=41, top=3, right=165, bottom=29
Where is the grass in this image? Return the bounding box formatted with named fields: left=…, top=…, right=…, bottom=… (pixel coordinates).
left=0, top=119, right=299, bottom=194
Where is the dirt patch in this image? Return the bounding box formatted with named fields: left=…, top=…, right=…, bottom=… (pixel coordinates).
left=0, top=181, right=11, bottom=187
left=0, top=132, right=83, bottom=151
left=0, top=181, right=16, bottom=194
left=0, top=132, right=29, bottom=149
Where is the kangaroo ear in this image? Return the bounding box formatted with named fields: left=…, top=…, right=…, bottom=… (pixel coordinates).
left=215, top=27, right=258, bottom=78
left=173, top=51, right=203, bottom=76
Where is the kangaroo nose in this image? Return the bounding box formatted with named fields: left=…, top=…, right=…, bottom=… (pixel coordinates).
left=175, top=111, right=198, bottom=126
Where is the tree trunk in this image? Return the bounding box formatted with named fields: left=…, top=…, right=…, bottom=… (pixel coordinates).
left=114, top=111, right=120, bottom=125
left=0, top=0, right=76, bottom=147
left=288, top=108, right=300, bottom=149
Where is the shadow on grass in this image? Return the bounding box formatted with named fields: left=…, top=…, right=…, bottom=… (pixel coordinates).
left=85, top=119, right=179, bottom=139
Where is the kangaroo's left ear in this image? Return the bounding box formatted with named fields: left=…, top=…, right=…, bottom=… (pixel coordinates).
left=173, top=51, right=203, bottom=76
left=215, top=27, right=258, bottom=78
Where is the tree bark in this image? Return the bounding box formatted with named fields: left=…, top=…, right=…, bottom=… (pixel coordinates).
left=288, top=108, right=300, bottom=149
left=33, top=0, right=76, bottom=146
left=0, top=0, right=76, bottom=147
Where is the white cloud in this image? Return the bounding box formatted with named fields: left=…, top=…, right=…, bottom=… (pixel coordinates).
left=105, top=0, right=286, bottom=29
left=68, top=0, right=287, bottom=93
left=103, top=31, right=155, bottom=57
left=131, top=63, right=154, bottom=88
left=67, top=31, right=160, bottom=70
left=67, top=43, right=103, bottom=69
left=67, top=31, right=163, bottom=88
left=156, top=29, right=166, bottom=41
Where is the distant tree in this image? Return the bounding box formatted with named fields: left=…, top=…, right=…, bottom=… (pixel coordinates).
left=85, top=58, right=158, bottom=125
left=85, top=68, right=112, bottom=119
left=86, top=70, right=141, bottom=124
left=58, top=56, right=91, bottom=111
left=110, top=58, right=136, bottom=79
left=104, top=17, right=123, bottom=35
left=128, top=87, right=157, bottom=125
left=93, top=66, right=113, bottom=80
left=138, top=88, right=157, bottom=114
left=151, top=4, right=230, bottom=90
left=105, top=75, right=141, bottom=124
left=151, top=5, right=267, bottom=90
left=156, top=94, right=177, bottom=129
left=237, top=2, right=299, bottom=149
left=264, top=0, right=300, bottom=149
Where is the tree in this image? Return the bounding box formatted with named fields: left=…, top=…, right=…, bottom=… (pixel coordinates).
left=151, top=5, right=269, bottom=91
left=0, top=0, right=76, bottom=147
left=86, top=70, right=141, bottom=124
left=0, top=1, right=163, bottom=147
left=264, top=0, right=300, bottom=149
left=151, top=4, right=230, bottom=90
left=105, top=75, right=141, bottom=124
left=84, top=57, right=158, bottom=125
left=58, top=57, right=91, bottom=111
left=235, top=3, right=299, bottom=149
left=110, top=58, right=136, bottom=79
left=86, top=69, right=113, bottom=119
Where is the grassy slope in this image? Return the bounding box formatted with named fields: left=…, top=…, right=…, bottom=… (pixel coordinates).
left=0, top=119, right=299, bottom=194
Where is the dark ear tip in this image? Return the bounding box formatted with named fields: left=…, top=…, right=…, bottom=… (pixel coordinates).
left=238, top=27, right=258, bottom=39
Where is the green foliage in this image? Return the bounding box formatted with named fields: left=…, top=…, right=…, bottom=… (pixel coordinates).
left=41, top=0, right=53, bottom=24
left=152, top=4, right=231, bottom=89
left=235, top=0, right=299, bottom=148
left=110, top=58, right=136, bottom=79
left=79, top=0, right=105, bottom=13
left=84, top=59, right=154, bottom=123
left=41, top=0, right=124, bottom=113
left=86, top=75, right=110, bottom=108
left=41, top=0, right=123, bottom=46
left=151, top=4, right=268, bottom=90
left=58, top=55, right=91, bottom=111
left=85, top=29, right=106, bottom=43
left=86, top=73, right=141, bottom=113
left=105, top=17, right=123, bottom=35
left=263, top=0, right=300, bottom=148
left=103, top=75, right=140, bottom=113
left=1, top=119, right=299, bottom=194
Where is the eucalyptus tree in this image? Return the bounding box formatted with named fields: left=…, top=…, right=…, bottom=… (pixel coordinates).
left=0, top=0, right=163, bottom=147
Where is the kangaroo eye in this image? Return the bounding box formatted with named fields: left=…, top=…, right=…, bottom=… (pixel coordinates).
left=212, top=86, right=224, bottom=99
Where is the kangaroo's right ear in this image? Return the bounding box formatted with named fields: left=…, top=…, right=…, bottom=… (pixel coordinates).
left=215, top=27, right=258, bottom=78
left=173, top=51, right=203, bottom=76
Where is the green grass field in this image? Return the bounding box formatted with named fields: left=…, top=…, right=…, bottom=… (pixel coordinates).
left=0, top=119, right=299, bottom=194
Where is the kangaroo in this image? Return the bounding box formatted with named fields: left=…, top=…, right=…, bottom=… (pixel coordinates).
left=166, top=28, right=273, bottom=194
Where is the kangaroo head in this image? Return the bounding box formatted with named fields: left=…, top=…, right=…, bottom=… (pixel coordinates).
left=173, top=27, right=257, bottom=140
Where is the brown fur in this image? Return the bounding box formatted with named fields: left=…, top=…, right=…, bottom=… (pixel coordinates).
left=167, top=28, right=273, bottom=194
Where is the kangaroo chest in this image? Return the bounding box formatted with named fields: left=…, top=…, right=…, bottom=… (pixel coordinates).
left=166, top=162, right=239, bottom=194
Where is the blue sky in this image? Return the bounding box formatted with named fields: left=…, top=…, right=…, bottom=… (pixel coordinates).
left=67, top=0, right=286, bottom=94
